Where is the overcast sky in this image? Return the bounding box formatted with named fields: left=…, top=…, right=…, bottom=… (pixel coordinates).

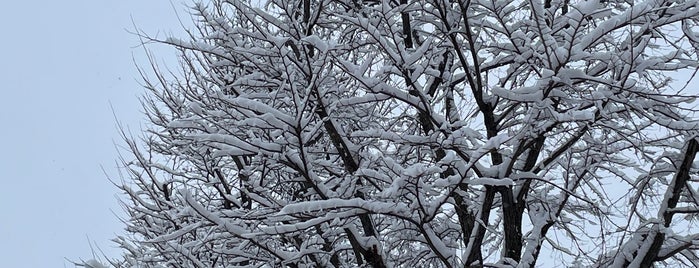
left=0, top=1, right=187, bottom=267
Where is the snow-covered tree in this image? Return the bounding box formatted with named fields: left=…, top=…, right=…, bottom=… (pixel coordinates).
left=104, top=0, right=699, bottom=266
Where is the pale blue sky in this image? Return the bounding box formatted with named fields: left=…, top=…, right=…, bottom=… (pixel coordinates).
left=0, top=1, right=186, bottom=267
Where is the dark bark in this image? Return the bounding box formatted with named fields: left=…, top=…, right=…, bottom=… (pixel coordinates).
left=400, top=0, right=413, bottom=49
left=314, top=89, right=386, bottom=267
left=499, top=186, right=522, bottom=262
left=639, top=138, right=699, bottom=267
left=466, top=188, right=495, bottom=265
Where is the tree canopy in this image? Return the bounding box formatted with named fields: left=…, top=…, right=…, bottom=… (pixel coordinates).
left=99, top=0, right=699, bottom=266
